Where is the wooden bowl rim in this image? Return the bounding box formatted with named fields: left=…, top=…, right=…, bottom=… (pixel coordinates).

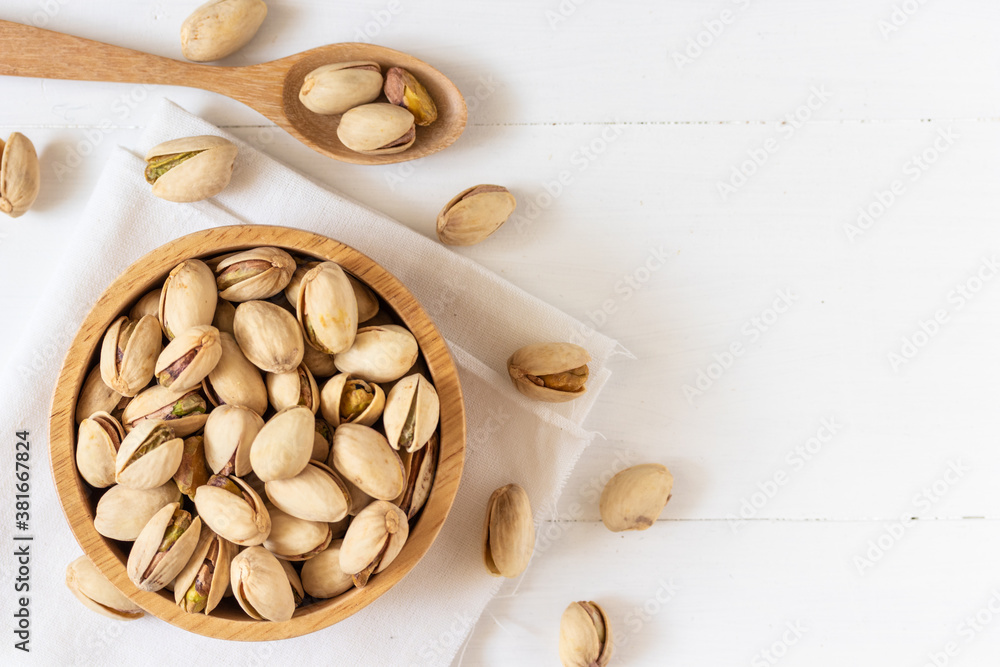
left=49, top=225, right=466, bottom=640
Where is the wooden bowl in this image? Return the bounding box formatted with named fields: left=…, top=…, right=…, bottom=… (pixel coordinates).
left=49, top=226, right=466, bottom=640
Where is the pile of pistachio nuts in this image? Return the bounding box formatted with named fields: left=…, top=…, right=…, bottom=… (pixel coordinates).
left=71, top=246, right=441, bottom=621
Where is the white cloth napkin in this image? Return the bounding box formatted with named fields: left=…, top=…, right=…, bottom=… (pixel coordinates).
left=0, top=99, right=622, bottom=666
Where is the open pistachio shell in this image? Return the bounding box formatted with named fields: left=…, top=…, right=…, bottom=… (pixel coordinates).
left=115, top=421, right=184, bottom=490
left=507, top=342, right=591, bottom=403
left=319, top=373, right=385, bottom=427
left=263, top=504, right=333, bottom=561
left=265, top=363, right=320, bottom=413
left=395, top=431, right=438, bottom=519
left=93, top=481, right=182, bottom=541
left=129, top=289, right=163, bottom=322
left=194, top=474, right=271, bottom=546
left=384, top=67, right=438, bottom=126
left=296, top=262, right=358, bottom=355
left=330, top=423, right=406, bottom=501
left=145, top=135, right=238, bottom=203
left=383, top=373, right=439, bottom=453
left=203, top=404, right=264, bottom=476
left=337, top=103, right=416, bottom=155
left=203, top=332, right=268, bottom=415
left=231, top=546, right=295, bottom=622
left=100, top=315, right=163, bottom=397
left=173, top=435, right=211, bottom=498
left=482, top=483, right=535, bottom=578
left=121, top=384, right=209, bottom=437
left=559, top=601, right=614, bottom=667
left=0, top=132, right=41, bottom=218
left=76, top=411, right=125, bottom=488
left=339, top=500, right=408, bottom=588
left=215, top=246, right=296, bottom=302
left=173, top=527, right=235, bottom=615
left=233, top=300, right=305, bottom=373
left=155, top=324, right=223, bottom=393
left=127, top=502, right=202, bottom=591
left=436, top=184, right=517, bottom=246
left=334, top=324, right=418, bottom=384
left=159, top=258, right=218, bottom=340
left=265, top=461, right=351, bottom=523
left=312, top=418, right=333, bottom=461
left=77, top=366, right=123, bottom=424
left=300, top=539, right=354, bottom=599
left=66, top=556, right=144, bottom=621
left=250, top=406, right=315, bottom=482
left=299, top=61, right=383, bottom=115
left=599, top=463, right=673, bottom=532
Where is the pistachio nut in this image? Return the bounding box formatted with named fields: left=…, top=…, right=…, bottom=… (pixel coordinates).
left=343, top=476, right=375, bottom=516
left=312, top=418, right=333, bottom=461
left=266, top=363, right=319, bottom=413
left=337, top=103, right=416, bottom=155
left=383, top=373, right=439, bottom=453
left=300, top=539, right=353, bottom=599
left=160, top=258, right=218, bottom=340
left=203, top=404, right=263, bottom=476
left=507, top=342, right=591, bottom=403
left=286, top=264, right=378, bottom=324
left=173, top=527, right=235, bottom=615
left=93, top=481, right=182, bottom=541
left=319, top=373, right=385, bottom=427
left=395, top=431, right=437, bottom=519
left=0, top=132, right=41, bottom=218
left=334, top=324, right=418, bottom=383
left=265, top=461, right=351, bottom=523
left=436, top=185, right=517, bottom=246
left=301, top=341, right=338, bottom=378
left=129, top=289, right=162, bottom=322
left=329, top=515, right=351, bottom=540
left=230, top=546, right=295, bottom=622
left=212, top=298, right=237, bottom=336
left=127, top=502, right=202, bottom=592
left=233, top=300, right=305, bottom=373
left=330, top=423, right=406, bottom=501
left=99, top=314, right=163, bottom=397
left=250, top=406, right=315, bottom=482
left=299, top=61, right=383, bottom=115
left=121, top=384, right=209, bottom=437
left=559, top=601, right=613, bottom=667
left=145, top=135, right=238, bottom=202
left=263, top=504, right=333, bottom=561
left=282, top=261, right=316, bottom=305
left=77, top=366, right=123, bottom=424
left=215, top=246, right=296, bottom=302
left=383, top=66, right=438, bottom=126
left=194, top=473, right=271, bottom=546
left=280, top=558, right=305, bottom=607
left=174, top=435, right=211, bottom=498
left=155, top=324, right=223, bottom=393
left=66, top=556, right=144, bottom=621
left=295, top=262, right=358, bottom=355
left=76, top=412, right=125, bottom=489
left=482, top=483, right=535, bottom=578
left=339, top=500, right=409, bottom=588
left=203, top=332, right=268, bottom=415
left=115, top=420, right=184, bottom=490
left=181, top=0, right=268, bottom=62
left=599, top=463, right=672, bottom=532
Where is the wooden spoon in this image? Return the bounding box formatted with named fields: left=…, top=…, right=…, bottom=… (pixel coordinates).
left=0, top=20, right=467, bottom=165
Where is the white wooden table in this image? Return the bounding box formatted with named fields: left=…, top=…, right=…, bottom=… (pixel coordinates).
left=2, top=1, right=998, bottom=665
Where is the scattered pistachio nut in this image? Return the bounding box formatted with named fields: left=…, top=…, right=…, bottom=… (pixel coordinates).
left=436, top=185, right=517, bottom=246
left=203, top=331, right=268, bottom=415
left=145, top=135, right=238, bottom=202
left=265, top=461, right=351, bottom=523
left=114, top=420, right=184, bottom=490
left=383, top=373, right=439, bottom=453
left=339, top=500, right=409, bottom=588
left=231, top=546, right=295, bottom=622
left=337, top=103, right=416, bottom=155
left=76, top=412, right=125, bottom=489
left=331, top=423, right=406, bottom=501
left=77, top=366, right=123, bottom=424
left=159, top=258, right=219, bottom=340
left=263, top=504, right=333, bottom=561
left=127, top=502, right=202, bottom=592
left=300, top=538, right=353, bottom=599
left=93, top=481, right=182, bottom=541
left=181, top=0, right=268, bottom=62
left=174, top=435, right=212, bottom=498
left=0, top=132, right=41, bottom=218
left=507, top=342, right=590, bottom=403
left=559, top=601, right=613, bottom=667
left=194, top=473, right=271, bottom=546
left=121, top=384, right=209, bottom=437
left=299, top=61, right=383, bottom=115
left=233, top=300, right=305, bottom=373
left=66, top=556, right=144, bottom=621
left=173, top=527, right=235, bottom=615
left=482, top=483, right=535, bottom=578
left=250, top=406, right=315, bottom=482
left=319, top=373, right=385, bottom=427
left=99, top=315, right=163, bottom=397
left=334, top=324, right=418, bottom=383
left=599, top=463, right=673, bottom=532
left=384, top=66, right=438, bottom=126
left=155, top=324, right=223, bottom=393
left=295, top=262, right=359, bottom=355
left=215, top=246, right=296, bottom=302
left=266, top=363, right=320, bottom=413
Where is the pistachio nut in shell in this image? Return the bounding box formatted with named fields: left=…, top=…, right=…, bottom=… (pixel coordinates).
left=233, top=300, right=305, bottom=373
left=159, top=258, right=218, bottom=340
left=203, top=332, right=268, bottom=415
left=334, top=324, right=418, bottom=383
left=296, top=261, right=358, bottom=355
left=560, top=601, right=613, bottom=667
left=77, top=366, right=123, bottom=424
left=203, top=404, right=263, bottom=476
left=173, top=527, right=235, bottom=615
left=99, top=314, right=162, bottom=397
left=342, top=475, right=375, bottom=517
left=121, top=384, right=209, bottom=437
left=301, top=341, right=338, bottom=378
left=129, top=289, right=162, bottom=321
left=348, top=274, right=380, bottom=322
left=507, top=342, right=590, bottom=403
left=384, top=66, right=438, bottom=126
left=312, top=418, right=333, bottom=461
left=250, top=406, right=315, bottom=482
left=599, top=463, right=673, bottom=532
left=263, top=504, right=333, bottom=561
left=299, top=61, right=383, bottom=115
left=76, top=412, right=125, bottom=488
left=115, top=420, right=184, bottom=490
left=93, top=481, right=182, bottom=541
left=181, top=0, right=268, bottom=62
left=265, top=461, right=351, bottom=523
left=231, top=546, right=295, bottom=622
left=395, top=431, right=438, bottom=520
left=437, top=185, right=517, bottom=246
left=66, top=556, right=144, bottom=621
left=340, top=500, right=409, bottom=587
left=337, top=103, right=416, bottom=155
left=193, top=474, right=271, bottom=546
left=0, top=132, right=40, bottom=218
left=145, top=135, right=238, bottom=202
left=331, top=423, right=406, bottom=500
left=173, top=435, right=211, bottom=498
left=320, top=373, right=385, bottom=427
left=300, top=539, right=353, bottom=598
left=482, top=483, right=535, bottom=578
left=266, top=363, right=320, bottom=413
left=127, top=502, right=202, bottom=592
left=155, top=324, right=222, bottom=393
left=212, top=298, right=237, bottom=336
left=383, top=373, right=439, bottom=453
left=281, top=558, right=306, bottom=607
left=215, top=246, right=296, bottom=302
